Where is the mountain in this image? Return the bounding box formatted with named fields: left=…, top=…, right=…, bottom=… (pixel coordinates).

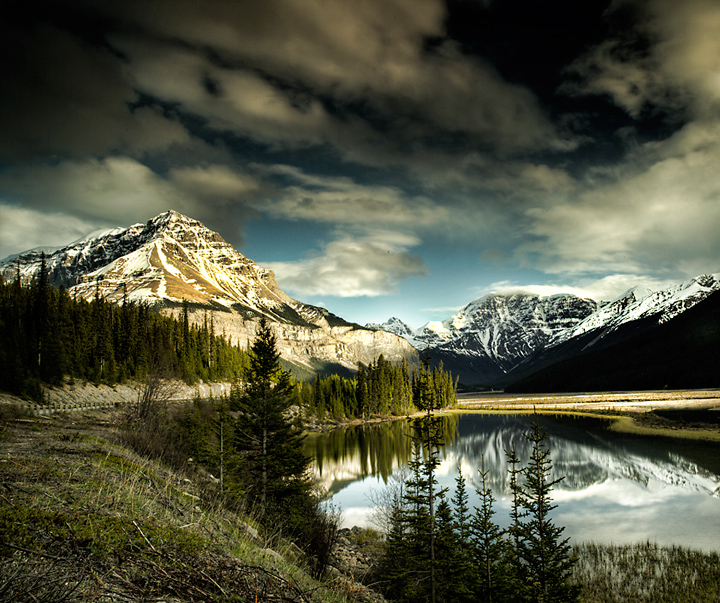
left=505, top=287, right=720, bottom=392
left=370, top=274, right=720, bottom=388
left=0, top=210, right=417, bottom=375
left=368, top=293, right=599, bottom=385
left=503, top=273, right=720, bottom=390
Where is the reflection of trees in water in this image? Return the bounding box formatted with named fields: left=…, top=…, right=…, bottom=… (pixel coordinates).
left=448, top=416, right=608, bottom=495
left=306, top=415, right=460, bottom=485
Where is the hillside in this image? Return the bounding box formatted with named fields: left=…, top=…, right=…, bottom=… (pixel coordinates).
left=506, top=290, right=720, bottom=393
left=0, top=405, right=382, bottom=602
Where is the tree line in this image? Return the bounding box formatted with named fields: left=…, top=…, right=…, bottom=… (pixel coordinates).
left=372, top=414, right=578, bottom=603
left=295, top=354, right=458, bottom=420
left=0, top=255, right=250, bottom=400
left=1, top=256, right=459, bottom=421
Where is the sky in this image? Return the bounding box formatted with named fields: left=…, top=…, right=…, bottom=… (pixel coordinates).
left=2, top=0, right=720, bottom=328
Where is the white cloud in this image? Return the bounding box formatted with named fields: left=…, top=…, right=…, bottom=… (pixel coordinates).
left=484, top=274, right=682, bottom=303
left=0, top=205, right=97, bottom=261
left=252, top=165, right=448, bottom=228
left=520, top=120, right=720, bottom=277
left=264, top=231, right=429, bottom=297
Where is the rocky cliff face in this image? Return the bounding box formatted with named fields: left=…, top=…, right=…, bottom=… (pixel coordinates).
left=1, top=210, right=417, bottom=373
left=369, top=293, right=598, bottom=384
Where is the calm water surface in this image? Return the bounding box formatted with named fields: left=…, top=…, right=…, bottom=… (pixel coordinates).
left=305, top=413, right=720, bottom=551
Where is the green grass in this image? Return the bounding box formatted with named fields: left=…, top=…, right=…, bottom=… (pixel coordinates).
left=0, top=408, right=356, bottom=602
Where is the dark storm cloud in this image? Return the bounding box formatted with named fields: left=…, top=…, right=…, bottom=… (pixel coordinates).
left=522, top=0, right=720, bottom=280
left=1, top=0, right=720, bottom=309
left=86, top=0, right=570, bottom=155
left=0, top=14, right=188, bottom=160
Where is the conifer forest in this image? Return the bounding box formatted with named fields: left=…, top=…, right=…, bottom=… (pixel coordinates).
left=2, top=270, right=720, bottom=602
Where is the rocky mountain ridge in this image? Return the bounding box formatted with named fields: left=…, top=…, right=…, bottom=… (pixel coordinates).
left=368, top=292, right=599, bottom=384
left=0, top=210, right=417, bottom=374
left=369, top=274, right=720, bottom=385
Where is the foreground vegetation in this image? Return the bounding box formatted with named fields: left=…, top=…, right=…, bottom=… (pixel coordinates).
left=572, top=541, right=720, bottom=603
left=0, top=407, right=358, bottom=602
left=2, top=403, right=720, bottom=602
left=3, top=274, right=719, bottom=601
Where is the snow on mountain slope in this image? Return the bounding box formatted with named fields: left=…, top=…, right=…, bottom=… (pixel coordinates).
left=1, top=210, right=418, bottom=371
left=369, top=293, right=599, bottom=382
left=552, top=273, right=720, bottom=348
left=370, top=274, right=720, bottom=385
left=2, top=211, right=294, bottom=315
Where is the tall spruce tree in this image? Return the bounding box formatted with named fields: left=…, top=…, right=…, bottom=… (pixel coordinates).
left=472, top=454, right=507, bottom=602
left=505, top=440, right=526, bottom=598
left=412, top=348, right=444, bottom=603
left=516, top=417, right=578, bottom=603
left=231, top=318, right=309, bottom=511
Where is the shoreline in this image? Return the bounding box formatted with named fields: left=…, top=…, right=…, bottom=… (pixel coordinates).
left=454, top=388, right=720, bottom=442
left=4, top=381, right=719, bottom=442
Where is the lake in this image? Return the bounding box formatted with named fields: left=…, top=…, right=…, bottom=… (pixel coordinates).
left=305, top=413, right=720, bottom=551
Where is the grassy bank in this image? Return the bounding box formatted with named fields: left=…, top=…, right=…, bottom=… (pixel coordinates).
left=0, top=405, right=360, bottom=602
left=452, top=405, right=720, bottom=443
left=605, top=412, right=720, bottom=441
left=572, top=541, right=720, bottom=602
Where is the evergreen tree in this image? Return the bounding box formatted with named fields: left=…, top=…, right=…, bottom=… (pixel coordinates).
left=505, top=440, right=526, bottom=599
left=472, top=454, right=507, bottom=602
left=516, top=417, right=578, bottom=602
left=231, top=318, right=309, bottom=511
left=412, top=348, right=445, bottom=603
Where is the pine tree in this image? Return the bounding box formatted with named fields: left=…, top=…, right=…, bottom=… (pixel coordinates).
left=412, top=348, right=444, bottom=603
left=231, top=318, right=309, bottom=511
left=472, top=454, right=506, bottom=602
left=444, top=468, right=476, bottom=603
left=505, top=440, right=526, bottom=599
left=516, top=417, right=578, bottom=602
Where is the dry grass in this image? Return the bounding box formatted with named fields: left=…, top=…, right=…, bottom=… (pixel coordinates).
left=572, top=542, right=720, bottom=603
left=0, top=406, right=354, bottom=602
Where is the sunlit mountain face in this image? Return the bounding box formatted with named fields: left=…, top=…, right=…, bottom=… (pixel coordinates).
left=308, top=414, right=720, bottom=551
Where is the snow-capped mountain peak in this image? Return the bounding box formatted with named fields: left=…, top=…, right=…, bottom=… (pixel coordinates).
left=0, top=210, right=419, bottom=373
left=553, top=273, right=720, bottom=346
left=1, top=209, right=298, bottom=318
left=368, top=274, right=720, bottom=385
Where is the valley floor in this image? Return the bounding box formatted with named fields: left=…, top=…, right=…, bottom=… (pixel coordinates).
left=457, top=389, right=720, bottom=441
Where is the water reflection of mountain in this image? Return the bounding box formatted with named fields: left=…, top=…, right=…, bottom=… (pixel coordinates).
left=308, top=414, right=720, bottom=500
left=450, top=415, right=720, bottom=498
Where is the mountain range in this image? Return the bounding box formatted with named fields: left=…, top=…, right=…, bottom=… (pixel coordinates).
left=0, top=210, right=417, bottom=377
left=368, top=274, right=720, bottom=387
left=2, top=209, right=718, bottom=390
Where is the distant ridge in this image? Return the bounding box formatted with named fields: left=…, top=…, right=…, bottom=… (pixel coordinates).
left=505, top=288, right=720, bottom=392
left=368, top=293, right=599, bottom=384
left=369, top=274, right=720, bottom=388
